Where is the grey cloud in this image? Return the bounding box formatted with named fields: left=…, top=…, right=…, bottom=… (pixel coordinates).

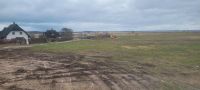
left=0, top=0, right=200, bottom=31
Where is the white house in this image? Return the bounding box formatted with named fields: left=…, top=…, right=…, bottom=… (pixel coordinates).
left=0, top=22, right=31, bottom=44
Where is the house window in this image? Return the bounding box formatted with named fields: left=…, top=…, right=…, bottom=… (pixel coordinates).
left=20, top=32, right=23, bottom=35
left=12, top=32, right=15, bottom=35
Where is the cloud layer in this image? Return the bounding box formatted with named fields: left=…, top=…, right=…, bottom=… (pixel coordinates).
left=0, top=0, right=200, bottom=31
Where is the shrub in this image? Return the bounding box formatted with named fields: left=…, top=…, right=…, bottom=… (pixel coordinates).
left=30, top=38, right=47, bottom=44
left=82, top=33, right=111, bottom=40
left=0, top=39, right=17, bottom=44
left=0, top=39, right=5, bottom=44
left=96, top=33, right=111, bottom=39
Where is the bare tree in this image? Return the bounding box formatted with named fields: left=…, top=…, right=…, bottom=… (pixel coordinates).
left=60, top=28, right=73, bottom=40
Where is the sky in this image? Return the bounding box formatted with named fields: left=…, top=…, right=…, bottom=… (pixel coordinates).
left=0, top=0, right=200, bottom=31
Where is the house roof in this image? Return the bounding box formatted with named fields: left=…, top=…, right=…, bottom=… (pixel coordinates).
left=0, top=22, right=31, bottom=39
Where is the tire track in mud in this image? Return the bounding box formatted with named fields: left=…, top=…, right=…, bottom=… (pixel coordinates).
left=87, top=59, right=148, bottom=90
left=0, top=49, right=159, bottom=90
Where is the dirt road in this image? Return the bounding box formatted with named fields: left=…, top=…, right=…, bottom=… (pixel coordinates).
left=0, top=49, right=159, bottom=90
left=0, top=40, right=81, bottom=51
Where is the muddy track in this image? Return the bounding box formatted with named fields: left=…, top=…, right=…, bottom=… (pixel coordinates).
left=0, top=49, right=159, bottom=90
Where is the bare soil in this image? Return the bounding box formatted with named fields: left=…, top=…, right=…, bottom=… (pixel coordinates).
left=0, top=49, right=160, bottom=90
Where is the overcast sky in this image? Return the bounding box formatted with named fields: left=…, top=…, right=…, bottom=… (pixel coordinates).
left=0, top=0, right=200, bottom=31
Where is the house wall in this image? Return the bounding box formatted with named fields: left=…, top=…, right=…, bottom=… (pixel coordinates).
left=6, top=31, right=29, bottom=44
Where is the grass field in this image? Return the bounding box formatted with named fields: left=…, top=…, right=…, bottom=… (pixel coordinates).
left=31, top=32, right=200, bottom=89
left=0, top=32, right=199, bottom=90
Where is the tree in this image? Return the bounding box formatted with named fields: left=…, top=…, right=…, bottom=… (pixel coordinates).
left=44, top=29, right=59, bottom=39
left=60, top=28, right=73, bottom=40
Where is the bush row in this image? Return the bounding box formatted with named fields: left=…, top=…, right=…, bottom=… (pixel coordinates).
left=0, top=39, right=23, bottom=44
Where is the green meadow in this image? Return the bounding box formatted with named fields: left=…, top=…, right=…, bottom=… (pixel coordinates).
left=31, top=32, right=200, bottom=90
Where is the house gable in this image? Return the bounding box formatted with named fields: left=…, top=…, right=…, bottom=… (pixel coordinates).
left=0, top=22, right=30, bottom=39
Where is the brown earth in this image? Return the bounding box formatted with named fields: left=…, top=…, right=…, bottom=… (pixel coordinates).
left=0, top=49, right=160, bottom=90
